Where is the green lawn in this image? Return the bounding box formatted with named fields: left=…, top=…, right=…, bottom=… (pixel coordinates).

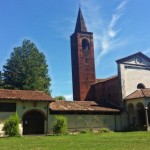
left=0, top=132, right=150, bottom=150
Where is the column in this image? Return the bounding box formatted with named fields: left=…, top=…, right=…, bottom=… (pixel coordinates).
left=145, top=107, right=149, bottom=131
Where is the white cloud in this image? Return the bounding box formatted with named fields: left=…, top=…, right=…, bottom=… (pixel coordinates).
left=64, top=94, right=73, bottom=101
left=108, top=29, right=117, bottom=38
left=117, top=0, right=128, bottom=11
left=109, top=14, right=122, bottom=29
left=101, top=36, right=109, bottom=53
left=51, top=0, right=129, bottom=66
left=100, top=0, right=128, bottom=56
left=80, top=0, right=129, bottom=65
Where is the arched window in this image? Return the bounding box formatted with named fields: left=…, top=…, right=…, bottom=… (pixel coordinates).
left=137, top=83, right=145, bottom=89
left=128, top=103, right=134, bottom=112
left=127, top=103, right=135, bottom=125
left=136, top=102, right=145, bottom=126
left=136, top=102, right=144, bottom=110
left=82, top=39, right=89, bottom=51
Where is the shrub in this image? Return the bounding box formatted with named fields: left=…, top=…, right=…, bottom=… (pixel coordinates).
left=80, top=129, right=89, bottom=134
left=2, top=112, right=20, bottom=137
left=98, top=128, right=112, bottom=133
left=52, top=115, right=67, bottom=135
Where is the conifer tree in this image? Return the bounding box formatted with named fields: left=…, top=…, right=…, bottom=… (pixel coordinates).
left=3, top=39, right=51, bottom=95
left=0, top=71, right=3, bottom=88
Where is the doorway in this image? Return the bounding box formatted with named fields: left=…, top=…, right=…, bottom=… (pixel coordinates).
left=23, top=110, right=45, bottom=135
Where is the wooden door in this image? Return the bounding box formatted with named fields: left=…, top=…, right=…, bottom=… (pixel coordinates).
left=23, top=111, right=44, bottom=135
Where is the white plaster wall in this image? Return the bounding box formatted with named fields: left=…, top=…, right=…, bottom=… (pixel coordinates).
left=119, top=64, right=150, bottom=98
left=119, top=64, right=126, bottom=98
left=17, top=100, right=49, bottom=134
left=0, top=122, right=4, bottom=136
left=0, top=100, right=49, bottom=135
left=48, top=114, right=122, bottom=133
left=125, top=68, right=150, bottom=96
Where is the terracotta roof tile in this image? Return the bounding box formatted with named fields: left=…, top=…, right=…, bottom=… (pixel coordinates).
left=124, top=88, right=150, bottom=100
left=50, top=100, right=120, bottom=112
left=0, top=89, right=53, bottom=101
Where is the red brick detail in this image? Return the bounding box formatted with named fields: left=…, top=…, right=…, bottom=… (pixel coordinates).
left=86, top=76, right=122, bottom=106
left=70, top=32, right=95, bottom=101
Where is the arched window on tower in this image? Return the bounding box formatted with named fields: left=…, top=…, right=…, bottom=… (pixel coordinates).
left=82, top=39, right=89, bottom=51
left=137, top=83, right=146, bottom=89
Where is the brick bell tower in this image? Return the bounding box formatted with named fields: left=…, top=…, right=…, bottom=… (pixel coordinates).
left=70, top=8, right=96, bottom=101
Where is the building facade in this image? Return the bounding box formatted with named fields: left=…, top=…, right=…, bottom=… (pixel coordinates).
left=1, top=8, right=150, bottom=136
left=70, top=8, right=150, bottom=131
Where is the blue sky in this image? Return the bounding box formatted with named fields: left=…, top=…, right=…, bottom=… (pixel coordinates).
left=0, top=0, right=150, bottom=100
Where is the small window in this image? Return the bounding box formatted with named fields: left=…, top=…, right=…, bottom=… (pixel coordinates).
left=137, top=83, right=145, bottom=89
left=82, top=39, right=89, bottom=51
left=0, top=103, right=16, bottom=112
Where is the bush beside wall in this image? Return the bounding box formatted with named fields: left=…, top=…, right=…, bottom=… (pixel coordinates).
left=2, top=112, right=20, bottom=137
left=52, top=115, right=67, bottom=135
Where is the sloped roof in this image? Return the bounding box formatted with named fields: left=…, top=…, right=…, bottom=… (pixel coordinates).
left=124, top=88, right=150, bottom=100
left=50, top=100, right=120, bottom=112
left=116, top=52, right=150, bottom=64
left=0, top=89, right=53, bottom=101
left=94, top=75, right=118, bottom=85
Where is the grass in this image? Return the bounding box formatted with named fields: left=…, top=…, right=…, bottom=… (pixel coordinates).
left=0, top=131, right=150, bottom=150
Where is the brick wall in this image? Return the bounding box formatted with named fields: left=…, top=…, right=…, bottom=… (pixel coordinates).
left=70, top=32, right=95, bottom=101
left=86, top=76, right=122, bottom=107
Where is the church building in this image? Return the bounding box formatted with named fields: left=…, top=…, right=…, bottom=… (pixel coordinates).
left=1, top=8, right=150, bottom=136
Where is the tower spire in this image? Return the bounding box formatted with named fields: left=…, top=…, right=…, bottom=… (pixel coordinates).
left=71, top=8, right=95, bottom=101
left=74, top=8, right=87, bottom=32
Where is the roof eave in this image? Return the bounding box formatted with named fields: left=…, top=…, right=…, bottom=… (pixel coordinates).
left=0, top=98, right=54, bottom=102
left=116, top=52, right=150, bottom=64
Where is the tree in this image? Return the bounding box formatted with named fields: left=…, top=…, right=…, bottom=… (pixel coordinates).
left=3, top=39, right=51, bottom=94
left=0, top=71, right=3, bottom=88
left=54, top=96, right=66, bottom=100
